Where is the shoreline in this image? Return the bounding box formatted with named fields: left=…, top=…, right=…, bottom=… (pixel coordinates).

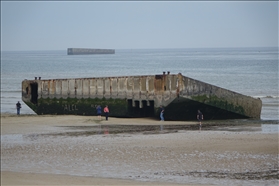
left=2, top=171, right=188, bottom=186
left=1, top=115, right=278, bottom=186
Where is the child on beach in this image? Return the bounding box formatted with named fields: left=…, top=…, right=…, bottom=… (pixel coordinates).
left=197, top=110, right=203, bottom=131
left=160, top=105, right=164, bottom=121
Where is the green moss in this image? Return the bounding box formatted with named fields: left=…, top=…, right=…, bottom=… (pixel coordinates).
left=32, top=97, right=128, bottom=116
left=25, top=102, right=37, bottom=112
left=191, top=95, right=245, bottom=115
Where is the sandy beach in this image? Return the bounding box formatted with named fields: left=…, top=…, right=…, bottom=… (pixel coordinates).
left=1, top=114, right=278, bottom=186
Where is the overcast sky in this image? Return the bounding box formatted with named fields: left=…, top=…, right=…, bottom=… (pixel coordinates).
left=1, top=1, right=278, bottom=51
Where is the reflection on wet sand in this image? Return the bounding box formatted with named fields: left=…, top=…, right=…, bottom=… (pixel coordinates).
left=1, top=115, right=278, bottom=186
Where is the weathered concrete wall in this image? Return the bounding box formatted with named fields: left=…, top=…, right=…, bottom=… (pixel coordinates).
left=178, top=75, right=262, bottom=119
left=67, top=48, right=115, bottom=55
left=28, top=75, right=177, bottom=107
left=22, top=73, right=262, bottom=119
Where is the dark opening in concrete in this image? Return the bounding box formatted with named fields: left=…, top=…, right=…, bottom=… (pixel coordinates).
left=128, top=99, right=154, bottom=117
left=30, top=83, right=38, bottom=104
left=165, top=98, right=248, bottom=121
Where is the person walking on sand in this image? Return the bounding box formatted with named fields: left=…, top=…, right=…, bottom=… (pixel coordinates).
left=104, top=105, right=109, bottom=121
left=197, top=110, right=203, bottom=131
left=96, top=105, right=102, bottom=120
left=160, top=105, right=165, bottom=121
left=16, top=101, right=21, bottom=115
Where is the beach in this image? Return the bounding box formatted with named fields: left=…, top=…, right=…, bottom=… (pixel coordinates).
left=1, top=114, right=278, bottom=186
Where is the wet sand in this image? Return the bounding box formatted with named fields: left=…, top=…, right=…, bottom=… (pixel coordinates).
left=1, top=114, right=278, bottom=186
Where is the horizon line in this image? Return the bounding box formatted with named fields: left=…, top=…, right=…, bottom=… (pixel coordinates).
left=1, top=46, right=278, bottom=52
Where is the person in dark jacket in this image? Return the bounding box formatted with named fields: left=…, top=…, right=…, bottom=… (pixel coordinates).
left=16, top=101, right=21, bottom=115
left=96, top=105, right=102, bottom=120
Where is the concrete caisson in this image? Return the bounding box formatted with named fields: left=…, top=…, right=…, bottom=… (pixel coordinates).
left=22, top=73, right=262, bottom=120
left=67, top=48, right=115, bottom=55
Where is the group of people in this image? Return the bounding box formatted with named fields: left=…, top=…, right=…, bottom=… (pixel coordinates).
left=160, top=105, right=204, bottom=130
left=16, top=102, right=111, bottom=120
left=16, top=101, right=203, bottom=129
left=96, top=105, right=110, bottom=120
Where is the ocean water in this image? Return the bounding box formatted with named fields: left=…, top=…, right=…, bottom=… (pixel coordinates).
left=1, top=47, right=278, bottom=121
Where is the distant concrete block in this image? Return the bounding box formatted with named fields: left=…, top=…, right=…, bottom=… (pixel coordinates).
left=67, top=48, right=115, bottom=55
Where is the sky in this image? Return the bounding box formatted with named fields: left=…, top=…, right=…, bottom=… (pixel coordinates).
left=1, top=1, right=278, bottom=51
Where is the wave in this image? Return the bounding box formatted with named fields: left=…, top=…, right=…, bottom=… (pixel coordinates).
left=253, top=95, right=279, bottom=99
left=1, top=97, right=20, bottom=99
left=1, top=90, right=21, bottom=93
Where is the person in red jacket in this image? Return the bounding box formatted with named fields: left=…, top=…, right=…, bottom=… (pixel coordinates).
left=104, top=105, right=109, bottom=121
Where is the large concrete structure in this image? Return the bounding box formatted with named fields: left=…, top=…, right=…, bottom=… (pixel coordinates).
left=67, top=48, right=115, bottom=55
left=22, top=73, right=262, bottom=120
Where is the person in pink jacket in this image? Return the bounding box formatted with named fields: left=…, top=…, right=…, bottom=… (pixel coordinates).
left=104, top=105, right=109, bottom=121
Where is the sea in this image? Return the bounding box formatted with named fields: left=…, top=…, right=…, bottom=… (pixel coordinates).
left=1, top=47, right=278, bottom=122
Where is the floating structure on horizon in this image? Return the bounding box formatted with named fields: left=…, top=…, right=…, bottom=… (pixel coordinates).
left=22, top=72, right=262, bottom=121
left=67, top=48, right=115, bottom=55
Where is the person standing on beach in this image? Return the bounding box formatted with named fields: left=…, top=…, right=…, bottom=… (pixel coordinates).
left=197, top=110, right=203, bottom=131
left=16, top=101, right=21, bottom=115
left=160, top=105, right=165, bottom=121
left=96, top=105, right=102, bottom=120
left=104, top=105, right=109, bottom=121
